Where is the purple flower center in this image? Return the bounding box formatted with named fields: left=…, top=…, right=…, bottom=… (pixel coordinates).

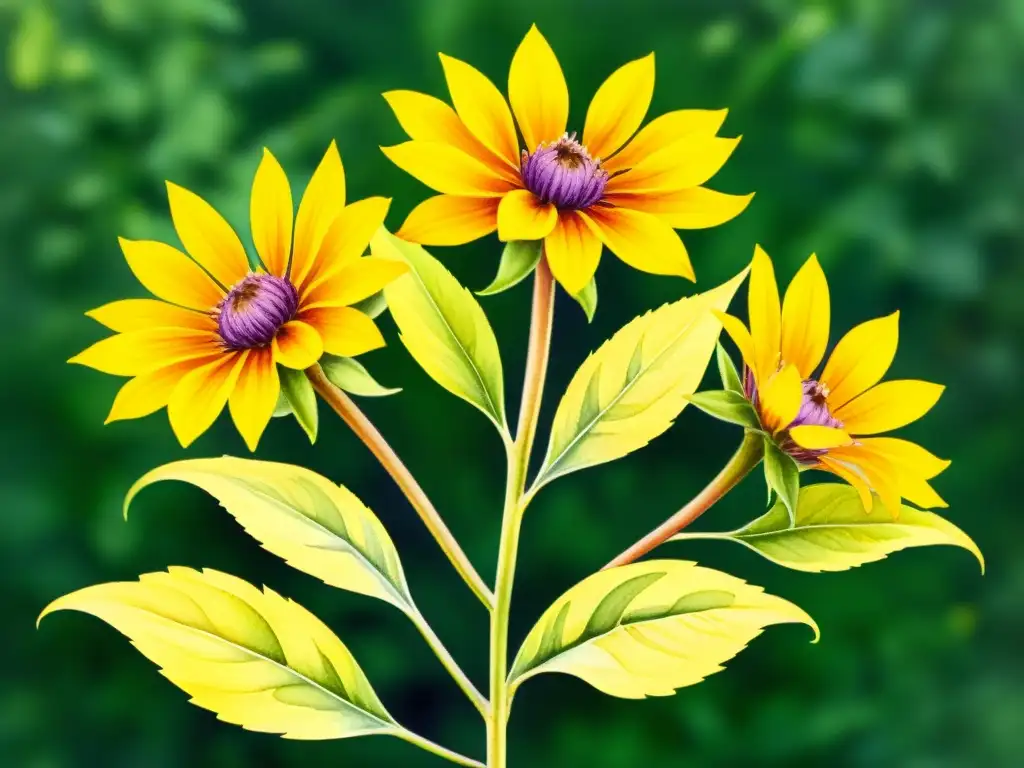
left=217, top=273, right=298, bottom=350
left=781, top=378, right=844, bottom=463
left=520, top=133, right=608, bottom=210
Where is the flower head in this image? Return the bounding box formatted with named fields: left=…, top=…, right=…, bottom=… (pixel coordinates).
left=381, top=25, right=752, bottom=295
left=70, top=143, right=405, bottom=451
left=719, top=246, right=949, bottom=515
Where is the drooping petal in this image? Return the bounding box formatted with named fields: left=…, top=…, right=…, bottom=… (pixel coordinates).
left=818, top=455, right=875, bottom=513
left=834, top=380, right=945, bottom=436
left=300, top=306, right=385, bottom=358
left=69, top=329, right=223, bottom=377
left=759, top=364, right=802, bottom=433
left=788, top=425, right=852, bottom=450
left=249, top=148, right=295, bottom=278
left=713, top=311, right=757, bottom=380
left=508, top=25, right=568, bottom=151
left=820, top=312, right=900, bottom=410
left=118, top=238, right=225, bottom=311
left=583, top=53, right=655, bottom=160
left=299, top=197, right=392, bottom=298
left=86, top=299, right=216, bottom=333
left=382, top=90, right=517, bottom=181
left=606, top=136, right=741, bottom=195
left=291, top=141, right=348, bottom=285
left=271, top=320, right=324, bottom=370
left=165, top=182, right=249, bottom=287
left=167, top=352, right=247, bottom=448
left=580, top=205, right=693, bottom=280
left=826, top=444, right=902, bottom=517
left=749, top=245, right=781, bottom=379
left=780, top=254, right=830, bottom=377
left=603, top=187, right=754, bottom=230
left=396, top=195, right=500, bottom=246
left=604, top=109, right=728, bottom=173
left=303, top=257, right=408, bottom=309
left=228, top=347, right=280, bottom=452
left=543, top=211, right=603, bottom=295
left=897, top=475, right=948, bottom=510
left=380, top=141, right=517, bottom=197
left=439, top=53, right=519, bottom=167
left=105, top=354, right=222, bottom=424
left=855, top=437, right=950, bottom=480
left=497, top=189, right=558, bottom=242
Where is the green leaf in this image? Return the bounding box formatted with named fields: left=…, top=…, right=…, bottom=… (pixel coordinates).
left=40, top=567, right=398, bottom=739
left=534, top=268, right=747, bottom=487
left=671, top=483, right=985, bottom=573
left=373, top=228, right=507, bottom=434
left=351, top=290, right=387, bottom=319
left=508, top=560, right=818, bottom=698
left=477, top=240, right=542, bottom=296
left=272, top=389, right=292, bottom=418
left=716, top=342, right=743, bottom=393
left=279, top=365, right=318, bottom=442
left=763, top=437, right=800, bottom=525
left=686, top=390, right=760, bottom=429
left=571, top=278, right=598, bottom=322
left=321, top=354, right=400, bottom=398
left=124, top=457, right=413, bottom=608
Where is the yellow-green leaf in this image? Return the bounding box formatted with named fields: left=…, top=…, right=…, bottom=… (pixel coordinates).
left=39, top=568, right=396, bottom=739
left=535, top=268, right=747, bottom=487
left=125, top=458, right=412, bottom=609
left=672, top=483, right=985, bottom=573
left=373, top=228, right=507, bottom=434
left=508, top=560, right=817, bottom=699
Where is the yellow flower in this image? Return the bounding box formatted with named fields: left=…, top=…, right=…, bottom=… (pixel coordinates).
left=381, top=25, right=752, bottom=295
left=70, top=143, right=406, bottom=451
left=718, top=246, right=949, bottom=515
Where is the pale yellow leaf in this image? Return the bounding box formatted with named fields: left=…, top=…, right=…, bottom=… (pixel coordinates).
left=509, top=560, right=817, bottom=699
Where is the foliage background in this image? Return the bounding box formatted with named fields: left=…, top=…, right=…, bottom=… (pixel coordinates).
left=2, top=0, right=1021, bottom=765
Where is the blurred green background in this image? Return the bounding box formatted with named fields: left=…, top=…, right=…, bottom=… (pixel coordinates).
left=3, top=0, right=1021, bottom=765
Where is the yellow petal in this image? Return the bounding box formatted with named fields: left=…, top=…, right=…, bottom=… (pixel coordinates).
left=299, top=197, right=392, bottom=298
left=897, top=475, right=948, bottom=510
left=439, top=53, right=519, bottom=168
left=583, top=53, right=655, bottom=159
left=118, top=238, right=225, bottom=311
left=303, top=257, right=408, bottom=309
left=380, top=141, right=516, bottom=197
left=272, top=320, right=324, bottom=370
left=834, top=380, right=945, bottom=436
left=167, top=352, right=247, bottom=448
left=105, top=355, right=222, bottom=424
left=749, top=245, right=781, bottom=379
left=603, top=187, right=754, bottom=230
left=86, top=299, right=215, bottom=333
left=826, top=445, right=902, bottom=517
left=855, top=437, right=950, bottom=480
left=382, top=90, right=517, bottom=182
left=497, top=189, right=558, bottom=241
left=165, top=182, right=249, bottom=287
left=606, top=136, right=741, bottom=195
left=300, top=306, right=385, bottom=358
left=508, top=25, right=568, bottom=150
left=580, top=205, right=693, bottom=280
left=780, top=254, right=830, bottom=377
left=396, top=195, right=499, bottom=246
left=69, top=329, right=222, bottom=376
left=228, top=347, right=280, bottom=452
left=759, top=364, right=802, bottom=433
left=713, top=310, right=757, bottom=379
left=820, top=312, right=900, bottom=410
left=291, top=141, right=347, bottom=287
left=788, top=425, right=852, bottom=450
left=818, top=456, right=875, bottom=513
left=543, top=211, right=603, bottom=295
left=604, top=109, right=729, bottom=172
left=249, top=148, right=294, bottom=278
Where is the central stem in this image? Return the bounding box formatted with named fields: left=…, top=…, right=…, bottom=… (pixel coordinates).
left=488, top=258, right=555, bottom=767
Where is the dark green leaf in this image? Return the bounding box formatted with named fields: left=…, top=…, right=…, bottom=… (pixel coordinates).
left=763, top=438, right=800, bottom=526
left=279, top=366, right=318, bottom=443
left=477, top=240, right=542, bottom=296
left=686, top=390, right=760, bottom=428
left=320, top=354, right=400, bottom=398
left=716, top=342, right=743, bottom=393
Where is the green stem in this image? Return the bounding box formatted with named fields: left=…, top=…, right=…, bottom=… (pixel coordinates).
left=397, top=730, right=486, bottom=768
left=308, top=365, right=495, bottom=609
left=488, top=257, right=555, bottom=768
left=603, top=430, right=765, bottom=569
left=408, top=608, right=489, bottom=718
